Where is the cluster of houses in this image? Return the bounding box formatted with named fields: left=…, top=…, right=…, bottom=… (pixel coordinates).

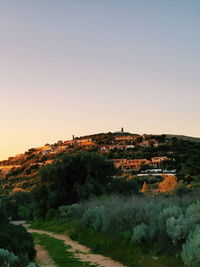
left=34, top=134, right=160, bottom=156
left=110, top=156, right=170, bottom=170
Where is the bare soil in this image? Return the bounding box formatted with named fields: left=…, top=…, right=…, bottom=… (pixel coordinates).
left=28, top=228, right=126, bottom=267
left=35, top=244, right=56, bottom=267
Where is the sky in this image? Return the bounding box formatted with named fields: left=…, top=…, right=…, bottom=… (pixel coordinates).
left=0, top=0, right=200, bottom=160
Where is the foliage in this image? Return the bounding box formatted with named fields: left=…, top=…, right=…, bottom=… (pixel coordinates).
left=45, top=208, right=57, bottom=220
left=166, top=216, right=191, bottom=244
left=59, top=203, right=82, bottom=219
left=26, top=263, right=37, bottom=267
left=131, top=223, right=149, bottom=244
left=0, top=223, right=36, bottom=263
left=34, top=152, right=116, bottom=217
left=6, top=191, right=33, bottom=220
left=158, top=176, right=178, bottom=193
left=0, top=203, right=36, bottom=266
left=140, top=182, right=148, bottom=193
left=18, top=205, right=30, bottom=219
left=58, top=193, right=200, bottom=264
left=0, top=249, right=18, bottom=267
left=106, top=177, right=140, bottom=195
left=181, top=225, right=200, bottom=266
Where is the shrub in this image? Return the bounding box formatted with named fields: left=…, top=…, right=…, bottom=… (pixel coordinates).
left=166, top=216, right=191, bottom=244
left=18, top=205, right=29, bottom=220
left=181, top=224, right=200, bottom=266
left=159, top=206, right=182, bottom=222
left=131, top=223, right=148, bottom=244
left=81, top=206, right=106, bottom=231
left=59, top=203, right=82, bottom=219
left=26, top=263, right=38, bottom=267
left=131, top=223, right=156, bottom=244
left=58, top=193, right=200, bottom=258
left=46, top=209, right=57, bottom=220
left=0, top=249, right=18, bottom=267
left=186, top=201, right=200, bottom=224
left=0, top=224, right=36, bottom=262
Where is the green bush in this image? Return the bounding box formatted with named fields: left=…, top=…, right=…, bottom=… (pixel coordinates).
left=166, top=216, right=191, bottom=244
left=0, top=249, right=18, bottom=267
left=26, top=263, right=37, bottom=267
left=186, top=201, right=200, bottom=224
left=58, top=193, right=200, bottom=256
left=181, top=224, right=200, bottom=266
left=46, top=209, right=57, bottom=220
left=18, top=205, right=29, bottom=220
left=131, top=223, right=148, bottom=244
left=59, top=203, right=82, bottom=219
left=0, top=224, right=36, bottom=261
left=81, top=206, right=106, bottom=231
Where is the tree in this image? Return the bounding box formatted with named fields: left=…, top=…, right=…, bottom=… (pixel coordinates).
left=140, top=182, right=148, bottom=193
left=158, top=175, right=178, bottom=193
left=37, top=152, right=116, bottom=209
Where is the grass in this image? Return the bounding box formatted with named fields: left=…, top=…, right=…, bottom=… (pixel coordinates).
left=31, top=219, right=71, bottom=234
left=30, top=220, right=183, bottom=267
left=32, top=232, right=94, bottom=267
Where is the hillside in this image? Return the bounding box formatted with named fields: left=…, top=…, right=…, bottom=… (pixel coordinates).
left=0, top=131, right=200, bottom=193
left=166, top=134, right=200, bottom=142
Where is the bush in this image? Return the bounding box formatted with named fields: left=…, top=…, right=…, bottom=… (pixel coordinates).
left=0, top=224, right=36, bottom=262
left=166, top=216, right=191, bottom=244
left=81, top=206, right=106, bottom=231
left=46, top=209, right=57, bottom=220
left=26, top=263, right=38, bottom=267
left=0, top=249, right=18, bottom=267
left=131, top=223, right=148, bottom=244
left=131, top=223, right=156, bottom=244
left=181, top=224, right=200, bottom=266
left=159, top=206, right=182, bottom=222
left=186, top=201, right=200, bottom=224
left=58, top=192, right=200, bottom=259
left=59, top=203, right=82, bottom=219
left=18, top=205, right=29, bottom=220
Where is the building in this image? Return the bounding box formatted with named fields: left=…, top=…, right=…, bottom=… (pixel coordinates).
left=140, top=139, right=158, bottom=147
left=124, top=159, right=151, bottom=169
left=110, top=158, right=151, bottom=170
left=115, top=136, right=134, bottom=141
left=151, top=156, right=170, bottom=163
left=110, top=159, right=128, bottom=168
left=77, top=139, right=96, bottom=147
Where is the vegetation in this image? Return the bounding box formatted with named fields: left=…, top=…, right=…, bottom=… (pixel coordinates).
left=1, top=137, right=200, bottom=266
left=0, top=249, right=18, bottom=267
left=1, top=133, right=200, bottom=194
left=0, top=202, right=36, bottom=266
left=33, top=152, right=116, bottom=218
left=31, top=218, right=182, bottom=267
left=55, top=193, right=200, bottom=266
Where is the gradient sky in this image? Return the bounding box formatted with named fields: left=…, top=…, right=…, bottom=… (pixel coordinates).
left=1, top=0, right=200, bottom=160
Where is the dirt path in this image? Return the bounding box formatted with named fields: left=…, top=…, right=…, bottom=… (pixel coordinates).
left=35, top=244, right=56, bottom=267
left=28, top=228, right=126, bottom=267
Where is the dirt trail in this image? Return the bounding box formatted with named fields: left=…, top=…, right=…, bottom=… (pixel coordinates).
left=35, top=244, right=56, bottom=267
left=28, top=228, right=126, bottom=267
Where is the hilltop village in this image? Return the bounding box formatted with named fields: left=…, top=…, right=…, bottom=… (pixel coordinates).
left=0, top=129, right=181, bottom=193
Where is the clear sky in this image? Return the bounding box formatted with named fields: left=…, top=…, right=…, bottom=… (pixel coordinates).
left=0, top=0, right=200, bottom=160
